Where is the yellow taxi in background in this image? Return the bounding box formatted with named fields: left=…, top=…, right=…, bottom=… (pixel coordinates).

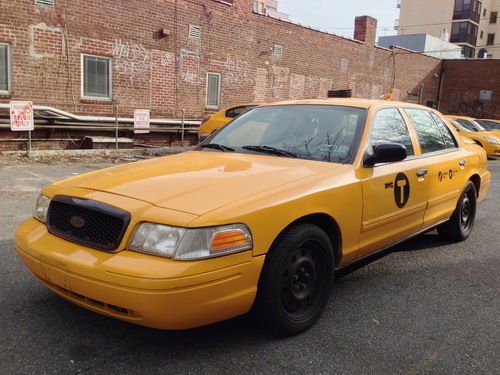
left=445, top=115, right=500, bottom=158
left=15, top=99, right=490, bottom=336
left=475, top=119, right=500, bottom=137
left=198, top=103, right=259, bottom=142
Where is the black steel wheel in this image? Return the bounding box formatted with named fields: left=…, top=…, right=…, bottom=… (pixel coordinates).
left=438, top=181, right=477, bottom=242
left=253, top=223, right=335, bottom=336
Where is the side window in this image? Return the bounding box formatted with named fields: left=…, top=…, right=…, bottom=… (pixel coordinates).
left=370, top=108, right=414, bottom=156
left=404, top=109, right=447, bottom=154
left=430, top=113, right=458, bottom=149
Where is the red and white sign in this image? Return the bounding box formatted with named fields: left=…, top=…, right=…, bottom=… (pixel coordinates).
left=10, top=101, right=34, bottom=131
left=134, top=109, right=150, bottom=134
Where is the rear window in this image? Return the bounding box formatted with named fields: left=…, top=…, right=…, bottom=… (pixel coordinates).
left=226, top=106, right=256, bottom=119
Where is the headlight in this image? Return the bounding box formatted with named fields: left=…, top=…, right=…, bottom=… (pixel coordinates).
left=484, top=137, right=500, bottom=145
left=128, top=223, right=252, bottom=260
left=33, top=194, right=51, bottom=223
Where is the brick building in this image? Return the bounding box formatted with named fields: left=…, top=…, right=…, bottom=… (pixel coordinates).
left=0, top=0, right=450, bottom=121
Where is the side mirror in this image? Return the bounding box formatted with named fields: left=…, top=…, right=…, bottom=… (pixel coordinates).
left=363, top=143, right=408, bottom=167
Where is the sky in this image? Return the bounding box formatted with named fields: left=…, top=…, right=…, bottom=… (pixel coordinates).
left=278, top=0, right=399, bottom=40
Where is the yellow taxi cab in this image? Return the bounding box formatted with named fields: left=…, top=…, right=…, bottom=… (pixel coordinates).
left=198, top=103, right=259, bottom=142
left=445, top=115, right=500, bottom=158
left=475, top=119, right=500, bottom=137
left=15, top=99, right=490, bottom=336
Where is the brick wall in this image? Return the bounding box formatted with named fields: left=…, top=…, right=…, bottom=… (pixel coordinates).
left=439, top=59, right=500, bottom=119
left=0, top=0, right=443, bottom=119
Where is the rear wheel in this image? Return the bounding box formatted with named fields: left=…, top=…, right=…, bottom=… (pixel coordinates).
left=437, top=181, right=477, bottom=242
left=253, top=224, right=335, bottom=336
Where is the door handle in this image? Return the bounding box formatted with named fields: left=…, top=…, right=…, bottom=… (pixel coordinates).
left=416, top=169, right=428, bottom=177
left=459, top=159, right=467, bottom=167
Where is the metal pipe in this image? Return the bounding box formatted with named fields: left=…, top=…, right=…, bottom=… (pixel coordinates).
left=181, top=109, right=186, bottom=142
left=0, top=123, right=198, bottom=133
left=0, top=103, right=201, bottom=125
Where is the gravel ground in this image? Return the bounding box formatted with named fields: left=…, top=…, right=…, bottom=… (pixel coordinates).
left=0, top=159, right=498, bottom=375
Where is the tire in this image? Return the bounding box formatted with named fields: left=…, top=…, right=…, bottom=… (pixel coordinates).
left=252, top=224, right=335, bottom=336
left=437, top=181, right=477, bottom=242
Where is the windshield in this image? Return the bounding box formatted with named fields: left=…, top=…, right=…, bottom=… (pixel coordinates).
left=454, top=119, right=486, bottom=132
left=200, top=105, right=367, bottom=163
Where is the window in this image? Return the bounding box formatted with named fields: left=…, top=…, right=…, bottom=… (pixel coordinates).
left=404, top=109, right=449, bottom=153
left=206, top=73, right=221, bottom=108
left=430, top=113, right=458, bottom=149
left=453, top=0, right=481, bottom=22
left=461, top=45, right=476, bottom=58
left=487, top=33, right=495, bottom=45
left=370, top=108, right=414, bottom=156
left=226, top=105, right=257, bottom=119
left=0, top=43, right=11, bottom=95
left=82, top=55, right=111, bottom=99
left=480, top=30, right=484, bottom=39
left=491, top=11, right=498, bottom=24
left=451, top=21, right=478, bottom=45
left=483, top=8, right=487, bottom=17
left=35, top=0, right=54, bottom=6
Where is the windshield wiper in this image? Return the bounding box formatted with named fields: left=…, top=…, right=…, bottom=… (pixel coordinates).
left=242, top=145, right=297, bottom=158
left=199, top=143, right=235, bottom=152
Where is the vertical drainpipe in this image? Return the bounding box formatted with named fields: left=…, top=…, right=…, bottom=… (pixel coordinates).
left=419, top=83, right=425, bottom=105
left=437, top=66, right=445, bottom=111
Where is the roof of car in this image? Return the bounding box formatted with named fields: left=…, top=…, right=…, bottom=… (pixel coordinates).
left=477, top=118, right=500, bottom=123
left=262, top=98, right=430, bottom=110
left=444, top=115, right=475, bottom=121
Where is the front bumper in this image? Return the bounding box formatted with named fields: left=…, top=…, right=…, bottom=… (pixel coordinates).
left=14, top=218, right=265, bottom=329
left=484, top=143, right=500, bottom=157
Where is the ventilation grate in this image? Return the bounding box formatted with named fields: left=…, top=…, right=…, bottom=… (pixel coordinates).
left=274, top=43, right=283, bottom=56
left=189, top=25, right=201, bottom=39
left=35, top=0, right=54, bottom=6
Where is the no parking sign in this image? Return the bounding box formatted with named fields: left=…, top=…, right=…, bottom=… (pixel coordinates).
left=10, top=101, right=34, bottom=131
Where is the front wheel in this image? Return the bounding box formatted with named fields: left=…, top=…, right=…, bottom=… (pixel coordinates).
left=252, top=224, right=335, bottom=336
left=437, top=181, right=477, bottom=242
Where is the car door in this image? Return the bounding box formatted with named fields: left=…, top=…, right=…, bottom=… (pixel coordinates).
left=403, top=109, right=468, bottom=228
left=357, top=107, right=429, bottom=258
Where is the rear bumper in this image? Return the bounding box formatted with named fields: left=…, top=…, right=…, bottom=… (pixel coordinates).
left=14, top=218, right=265, bottom=329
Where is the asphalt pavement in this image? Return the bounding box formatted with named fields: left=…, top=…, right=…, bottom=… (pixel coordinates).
left=0, top=160, right=499, bottom=375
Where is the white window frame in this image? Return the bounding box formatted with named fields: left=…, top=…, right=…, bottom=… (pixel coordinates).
left=206, top=72, right=221, bottom=109
left=80, top=54, right=112, bottom=101
left=0, top=43, right=12, bottom=96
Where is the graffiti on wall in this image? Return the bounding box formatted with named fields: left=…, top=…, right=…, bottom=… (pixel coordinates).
left=271, top=66, right=290, bottom=100
left=180, top=49, right=200, bottom=85
left=112, top=39, right=175, bottom=83
left=223, top=56, right=253, bottom=85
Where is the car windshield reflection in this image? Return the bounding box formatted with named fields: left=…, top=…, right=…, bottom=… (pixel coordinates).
left=198, top=105, right=367, bottom=164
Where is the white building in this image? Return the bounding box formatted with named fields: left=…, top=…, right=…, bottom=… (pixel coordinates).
left=396, top=0, right=500, bottom=58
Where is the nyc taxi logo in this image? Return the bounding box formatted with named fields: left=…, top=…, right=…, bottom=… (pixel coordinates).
left=385, top=173, right=410, bottom=208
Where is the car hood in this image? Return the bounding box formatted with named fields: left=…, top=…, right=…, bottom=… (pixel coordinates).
left=63, top=151, right=335, bottom=216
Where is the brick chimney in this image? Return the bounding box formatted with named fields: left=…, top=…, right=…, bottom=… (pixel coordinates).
left=354, top=16, right=377, bottom=45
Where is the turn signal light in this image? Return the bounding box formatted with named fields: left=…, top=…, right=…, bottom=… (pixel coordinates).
left=211, top=229, right=251, bottom=253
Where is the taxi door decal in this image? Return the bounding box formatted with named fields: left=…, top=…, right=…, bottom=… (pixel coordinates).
left=394, top=173, right=410, bottom=208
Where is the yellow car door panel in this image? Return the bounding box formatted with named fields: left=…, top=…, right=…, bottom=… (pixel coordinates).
left=357, top=107, right=428, bottom=258
left=404, top=109, right=468, bottom=228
